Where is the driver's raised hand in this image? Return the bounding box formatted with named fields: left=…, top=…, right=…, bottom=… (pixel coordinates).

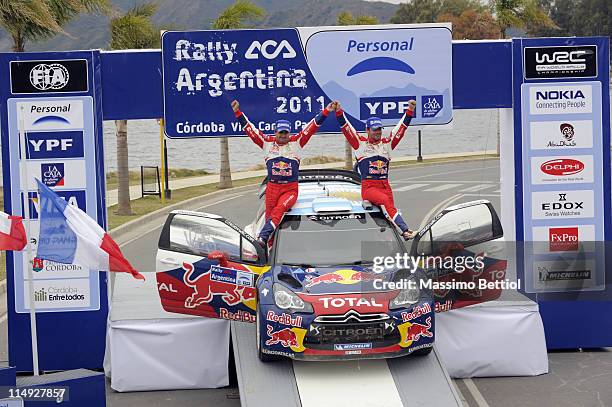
left=231, top=100, right=240, bottom=113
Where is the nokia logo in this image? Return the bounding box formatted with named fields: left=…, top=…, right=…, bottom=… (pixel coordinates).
left=245, top=39, right=296, bottom=60
left=535, top=90, right=586, bottom=100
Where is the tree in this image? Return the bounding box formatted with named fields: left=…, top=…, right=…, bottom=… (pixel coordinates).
left=110, top=3, right=161, bottom=215
left=437, top=9, right=499, bottom=40
left=491, top=0, right=557, bottom=38
left=336, top=11, right=379, bottom=169
left=390, top=0, right=485, bottom=24
left=212, top=0, right=265, bottom=189
left=0, top=0, right=110, bottom=52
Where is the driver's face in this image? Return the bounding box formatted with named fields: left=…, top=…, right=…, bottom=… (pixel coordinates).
left=367, top=127, right=382, bottom=142
left=275, top=130, right=290, bottom=144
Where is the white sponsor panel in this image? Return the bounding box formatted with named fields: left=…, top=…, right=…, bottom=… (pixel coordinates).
left=531, top=258, right=598, bottom=292
left=531, top=224, right=595, bottom=254
left=528, top=83, right=592, bottom=115
left=23, top=278, right=92, bottom=310
left=530, top=155, right=594, bottom=184
left=16, top=99, right=84, bottom=130
left=529, top=120, right=593, bottom=150
left=531, top=190, right=594, bottom=219
left=26, top=160, right=86, bottom=189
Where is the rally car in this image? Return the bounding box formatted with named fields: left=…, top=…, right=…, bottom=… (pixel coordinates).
left=156, top=170, right=506, bottom=361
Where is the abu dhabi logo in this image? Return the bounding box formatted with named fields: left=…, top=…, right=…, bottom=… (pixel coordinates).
left=29, top=63, right=69, bottom=91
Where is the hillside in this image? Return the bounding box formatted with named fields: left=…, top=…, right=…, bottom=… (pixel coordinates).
left=0, top=0, right=399, bottom=52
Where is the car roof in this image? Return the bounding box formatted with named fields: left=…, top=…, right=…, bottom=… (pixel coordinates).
left=287, top=181, right=381, bottom=216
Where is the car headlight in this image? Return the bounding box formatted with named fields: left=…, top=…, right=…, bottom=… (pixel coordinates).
left=389, top=280, right=420, bottom=309
left=273, top=283, right=313, bottom=313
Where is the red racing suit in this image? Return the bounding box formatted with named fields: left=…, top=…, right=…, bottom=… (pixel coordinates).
left=336, top=108, right=414, bottom=233
left=235, top=108, right=329, bottom=241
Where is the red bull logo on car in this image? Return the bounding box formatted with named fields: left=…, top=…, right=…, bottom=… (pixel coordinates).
left=305, top=269, right=378, bottom=288
left=398, top=316, right=433, bottom=347
left=181, top=262, right=256, bottom=309
left=266, top=325, right=298, bottom=347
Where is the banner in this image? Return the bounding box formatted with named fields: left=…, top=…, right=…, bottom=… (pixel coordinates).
left=162, top=24, right=453, bottom=138
left=0, top=51, right=108, bottom=371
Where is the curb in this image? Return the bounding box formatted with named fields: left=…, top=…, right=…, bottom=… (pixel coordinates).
left=109, top=183, right=261, bottom=240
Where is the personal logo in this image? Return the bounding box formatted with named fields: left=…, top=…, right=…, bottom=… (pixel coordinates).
left=29, top=63, right=69, bottom=91
left=540, top=158, right=584, bottom=176
left=421, top=95, right=443, bottom=118
left=41, top=163, right=65, bottom=187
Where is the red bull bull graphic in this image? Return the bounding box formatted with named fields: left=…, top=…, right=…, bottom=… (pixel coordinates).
left=398, top=316, right=433, bottom=348
left=266, top=325, right=299, bottom=348
left=270, top=160, right=293, bottom=177
left=305, top=269, right=379, bottom=288
left=182, top=262, right=256, bottom=308
left=368, top=159, right=388, bottom=175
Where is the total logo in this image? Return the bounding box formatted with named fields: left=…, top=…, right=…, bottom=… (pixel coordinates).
left=540, top=158, right=584, bottom=176
left=29, top=63, right=69, bottom=91
left=317, top=296, right=383, bottom=309
left=549, top=227, right=579, bottom=252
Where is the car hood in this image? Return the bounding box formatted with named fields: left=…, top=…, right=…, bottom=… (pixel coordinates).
left=273, top=264, right=402, bottom=295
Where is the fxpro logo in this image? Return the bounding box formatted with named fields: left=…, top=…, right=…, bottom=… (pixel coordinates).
left=29, top=63, right=69, bottom=91
left=245, top=39, right=296, bottom=60
left=549, top=227, right=579, bottom=252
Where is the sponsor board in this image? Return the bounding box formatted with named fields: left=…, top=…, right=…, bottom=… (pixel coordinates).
left=16, top=99, right=84, bottom=130
left=23, top=279, right=93, bottom=310
left=25, top=160, right=86, bottom=189
left=26, top=131, right=85, bottom=159
left=531, top=225, right=595, bottom=254
left=533, top=259, right=597, bottom=290
left=530, top=190, right=594, bottom=219
left=24, top=190, right=87, bottom=220
left=528, top=84, right=592, bottom=115
left=10, top=59, right=88, bottom=94
left=529, top=120, right=593, bottom=150
left=530, top=155, right=593, bottom=184
left=524, top=45, right=597, bottom=79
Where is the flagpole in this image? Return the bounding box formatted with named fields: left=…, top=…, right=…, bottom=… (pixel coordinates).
left=19, top=106, right=40, bottom=376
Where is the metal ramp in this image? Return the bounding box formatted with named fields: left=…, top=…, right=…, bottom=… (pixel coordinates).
left=231, top=321, right=462, bottom=407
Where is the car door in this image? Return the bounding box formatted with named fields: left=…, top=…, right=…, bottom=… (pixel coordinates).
left=410, top=200, right=507, bottom=312
left=156, top=210, right=268, bottom=322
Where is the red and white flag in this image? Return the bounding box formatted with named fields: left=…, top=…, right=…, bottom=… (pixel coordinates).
left=0, top=211, right=27, bottom=251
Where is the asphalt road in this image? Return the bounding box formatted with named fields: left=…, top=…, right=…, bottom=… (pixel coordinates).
left=3, top=158, right=611, bottom=406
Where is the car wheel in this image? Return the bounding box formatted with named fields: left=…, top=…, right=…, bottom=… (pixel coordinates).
left=256, top=303, right=281, bottom=363
left=412, top=346, right=434, bottom=356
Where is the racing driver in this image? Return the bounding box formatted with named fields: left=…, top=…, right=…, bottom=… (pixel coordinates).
left=334, top=100, right=417, bottom=240
left=231, top=99, right=334, bottom=244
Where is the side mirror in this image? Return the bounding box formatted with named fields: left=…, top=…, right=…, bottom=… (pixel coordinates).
left=208, top=250, right=229, bottom=267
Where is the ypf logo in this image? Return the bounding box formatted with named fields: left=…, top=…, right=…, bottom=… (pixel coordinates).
left=29, top=63, right=69, bottom=91
left=245, top=40, right=296, bottom=60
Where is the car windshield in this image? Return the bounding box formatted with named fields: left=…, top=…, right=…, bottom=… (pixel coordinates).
left=274, top=212, right=403, bottom=266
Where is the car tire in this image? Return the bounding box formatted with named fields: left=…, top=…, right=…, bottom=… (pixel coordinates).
left=412, top=346, right=434, bottom=356
left=256, top=303, right=281, bottom=363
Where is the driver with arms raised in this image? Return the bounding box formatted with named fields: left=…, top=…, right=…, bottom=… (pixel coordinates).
left=334, top=100, right=417, bottom=240
left=231, top=99, right=333, bottom=244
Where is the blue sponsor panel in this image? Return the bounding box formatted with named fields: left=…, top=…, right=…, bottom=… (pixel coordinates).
left=161, top=25, right=452, bottom=138
left=512, top=37, right=612, bottom=348
left=0, top=50, right=108, bottom=371
left=26, top=131, right=84, bottom=159
left=359, top=96, right=416, bottom=120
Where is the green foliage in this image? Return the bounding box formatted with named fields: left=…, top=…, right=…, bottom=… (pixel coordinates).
left=492, top=0, right=557, bottom=38
left=212, top=0, right=265, bottom=30
left=337, top=11, right=379, bottom=26
left=0, top=0, right=111, bottom=51
left=110, top=2, right=161, bottom=50
left=390, top=0, right=485, bottom=24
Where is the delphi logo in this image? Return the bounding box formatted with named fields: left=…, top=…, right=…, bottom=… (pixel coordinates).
left=29, top=63, right=69, bottom=91
left=524, top=45, right=597, bottom=79
left=540, top=158, right=584, bottom=176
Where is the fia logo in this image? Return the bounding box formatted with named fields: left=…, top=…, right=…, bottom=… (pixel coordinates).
left=29, top=63, right=69, bottom=91
left=245, top=40, right=296, bottom=60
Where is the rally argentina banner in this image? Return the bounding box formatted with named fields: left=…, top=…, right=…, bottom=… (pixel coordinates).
left=161, top=23, right=453, bottom=138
